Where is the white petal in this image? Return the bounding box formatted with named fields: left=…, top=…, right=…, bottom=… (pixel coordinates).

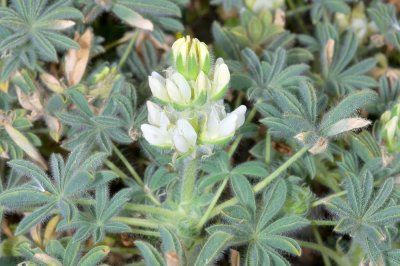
left=171, top=72, right=191, bottom=102
left=149, top=72, right=169, bottom=101
left=177, top=119, right=197, bottom=146
left=230, top=105, right=247, bottom=128
left=141, top=124, right=171, bottom=147
left=198, top=42, right=209, bottom=67
left=146, top=101, right=162, bottom=126
left=207, top=108, right=221, bottom=138
left=166, top=78, right=183, bottom=103
left=218, top=114, right=237, bottom=138
left=173, top=133, right=190, bottom=153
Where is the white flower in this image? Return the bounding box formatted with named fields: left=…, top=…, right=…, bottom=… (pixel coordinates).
left=141, top=101, right=172, bottom=148
left=149, top=72, right=169, bottom=103
left=200, top=104, right=247, bottom=144
left=141, top=124, right=172, bottom=148
left=166, top=72, right=192, bottom=107
left=210, top=58, right=230, bottom=100
left=173, top=119, right=197, bottom=153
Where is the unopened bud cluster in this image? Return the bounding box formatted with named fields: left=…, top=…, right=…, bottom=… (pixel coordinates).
left=379, top=102, right=400, bottom=154
left=141, top=36, right=246, bottom=155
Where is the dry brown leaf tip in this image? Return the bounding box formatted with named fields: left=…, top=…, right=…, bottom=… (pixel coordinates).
left=65, top=29, right=93, bottom=86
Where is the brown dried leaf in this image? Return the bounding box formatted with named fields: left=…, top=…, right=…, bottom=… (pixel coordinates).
left=45, top=115, right=63, bottom=143
left=43, top=215, right=61, bottom=246
left=65, top=29, right=93, bottom=86
left=324, top=39, right=335, bottom=66
left=15, top=87, right=44, bottom=121
left=30, top=223, right=42, bottom=247
left=274, top=9, right=286, bottom=27
left=165, top=251, right=180, bottom=266
left=40, top=73, right=65, bottom=93
left=230, top=249, right=240, bottom=266
left=309, top=137, right=328, bottom=154
left=3, top=122, right=47, bottom=169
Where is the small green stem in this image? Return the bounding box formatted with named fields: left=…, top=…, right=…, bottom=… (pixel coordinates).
left=211, top=146, right=309, bottom=218
left=286, top=0, right=308, bottom=33
left=196, top=178, right=229, bottom=230
left=118, top=31, right=138, bottom=69
left=311, top=191, right=347, bottom=207
left=111, top=144, right=161, bottom=205
left=112, top=144, right=143, bottom=186
left=311, top=220, right=337, bottom=226
left=264, top=129, right=271, bottom=165
left=312, top=226, right=331, bottom=266
left=297, top=240, right=351, bottom=266
left=105, top=159, right=129, bottom=179
left=129, top=229, right=160, bottom=237
left=286, top=4, right=311, bottom=17
left=112, top=217, right=159, bottom=229
left=124, top=203, right=179, bottom=218
left=180, top=158, right=198, bottom=206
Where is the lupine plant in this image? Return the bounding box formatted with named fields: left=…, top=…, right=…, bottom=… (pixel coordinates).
left=2, top=0, right=400, bottom=265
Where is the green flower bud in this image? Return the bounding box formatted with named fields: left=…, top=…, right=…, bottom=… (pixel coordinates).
left=171, top=36, right=211, bottom=81
left=283, top=176, right=313, bottom=216
left=379, top=102, right=400, bottom=153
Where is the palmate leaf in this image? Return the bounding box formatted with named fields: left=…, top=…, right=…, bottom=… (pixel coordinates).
left=310, top=0, right=351, bottom=24
left=323, top=30, right=377, bottom=95
left=76, top=0, right=182, bottom=33
left=19, top=238, right=109, bottom=266
left=241, top=48, right=309, bottom=100
left=207, top=180, right=309, bottom=265
left=57, top=186, right=131, bottom=243
left=5, top=145, right=115, bottom=235
left=368, top=3, right=400, bottom=52
left=261, top=83, right=377, bottom=154
left=0, top=0, right=82, bottom=80
left=329, top=171, right=400, bottom=260
left=57, top=89, right=133, bottom=152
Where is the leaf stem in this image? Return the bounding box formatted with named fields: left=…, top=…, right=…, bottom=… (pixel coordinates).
left=210, top=146, right=309, bottom=218
left=112, top=144, right=143, bottom=186
left=124, top=203, right=180, bottom=218
left=311, top=191, right=347, bottom=207
left=311, top=220, right=337, bottom=226
left=196, top=178, right=229, bottom=230
left=112, top=217, right=159, bottom=229
left=297, top=240, right=351, bottom=266
left=111, top=144, right=161, bottom=205
left=312, top=225, right=332, bottom=266
left=105, top=159, right=129, bottom=179
left=118, top=31, right=138, bottom=69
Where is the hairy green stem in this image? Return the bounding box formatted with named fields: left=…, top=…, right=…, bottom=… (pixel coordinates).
left=286, top=4, right=311, bottom=17
left=196, top=178, right=229, bottom=230
left=112, top=217, right=159, bottom=229
left=180, top=158, right=198, bottom=206
left=118, top=31, right=138, bottom=69
left=297, top=240, right=351, bottom=266
left=211, top=146, right=309, bottom=218
left=112, top=144, right=143, bottom=186
left=311, top=191, right=347, bottom=207
left=264, top=129, right=271, bottom=165
left=111, top=144, right=161, bottom=205
left=105, top=159, right=129, bottom=179
left=124, top=203, right=180, bottom=218
left=312, top=225, right=332, bottom=266
left=311, top=220, right=337, bottom=226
